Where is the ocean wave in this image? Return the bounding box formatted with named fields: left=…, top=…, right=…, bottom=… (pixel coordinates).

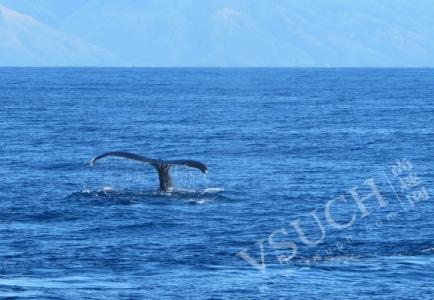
left=66, top=185, right=229, bottom=205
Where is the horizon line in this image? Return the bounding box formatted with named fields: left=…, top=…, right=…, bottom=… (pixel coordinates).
left=1, top=66, right=434, bottom=69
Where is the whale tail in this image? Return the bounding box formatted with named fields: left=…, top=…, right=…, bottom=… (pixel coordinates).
left=90, top=151, right=207, bottom=192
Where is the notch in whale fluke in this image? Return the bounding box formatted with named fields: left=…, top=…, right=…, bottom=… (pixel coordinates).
left=89, top=151, right=207, bottom=192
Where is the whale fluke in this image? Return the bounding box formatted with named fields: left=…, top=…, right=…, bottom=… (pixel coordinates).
left=90, top=151, right=157, bottom=166
left=163, top=159, right=208, bottom=174
left=90, top=151, right=207, bottom=192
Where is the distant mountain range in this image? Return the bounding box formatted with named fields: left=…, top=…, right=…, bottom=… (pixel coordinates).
left=0, top=4, right=116, bottom=66
left=1, top=0, right=434, bottom=67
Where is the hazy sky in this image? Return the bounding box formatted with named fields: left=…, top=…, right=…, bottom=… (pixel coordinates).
left=1, top=0, right=433, bottom=67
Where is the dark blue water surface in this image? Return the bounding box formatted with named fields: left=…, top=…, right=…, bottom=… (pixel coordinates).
left=1, top=68, right=434, bottom=299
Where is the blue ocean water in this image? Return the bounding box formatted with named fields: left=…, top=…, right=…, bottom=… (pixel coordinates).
left=0, top=68, right=433, bottom=299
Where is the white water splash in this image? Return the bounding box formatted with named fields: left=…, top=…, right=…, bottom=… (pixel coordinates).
left=203, top=187, right=225, bottom=193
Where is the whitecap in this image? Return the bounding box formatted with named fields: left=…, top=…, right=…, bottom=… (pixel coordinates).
left=203, top=187, right=225, bottom=193
left=102, top=186, right=113, bottom=193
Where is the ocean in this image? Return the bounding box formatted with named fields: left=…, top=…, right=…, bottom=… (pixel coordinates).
left=0, top=68, right=433, bottom=299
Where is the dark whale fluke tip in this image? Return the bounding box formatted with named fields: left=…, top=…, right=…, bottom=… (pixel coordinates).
left=90, top=151, right=208, bottom=192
